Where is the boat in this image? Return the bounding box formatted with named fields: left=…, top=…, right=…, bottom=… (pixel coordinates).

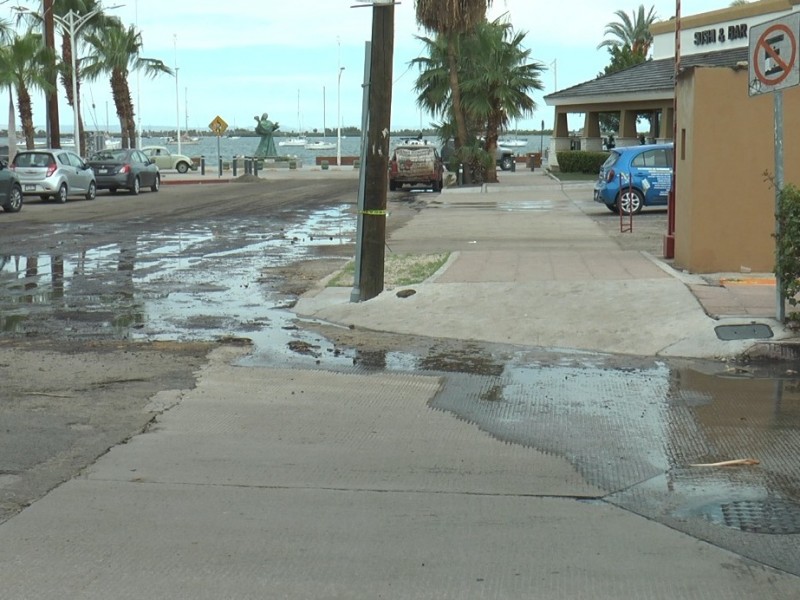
left=279, top=136, right=307, bottom=146
left=499, top=137, right=528, bottom=147
left=305, top=140, right=336, bottom=150
left=167, top=134, right=200, bottom=145
left=280, top=89, right=308, bottom=147
left=303, top=87, right=335, bottom=151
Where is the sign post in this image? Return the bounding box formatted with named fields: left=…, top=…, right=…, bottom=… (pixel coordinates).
left=749, top=14, right=800, bottom=323
left=208, top=115, right=229, bottom=178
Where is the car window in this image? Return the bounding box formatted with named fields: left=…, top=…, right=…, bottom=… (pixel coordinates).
left=601, top=151, right=621, bottom=169
left=57, top=153, right=70, bottom=167
left=66, top=152, right=85, bottom=168
left=14, top=153, right=49, bottom=167
left=134, top=151, right=148, bottom=163
left=632, top=149, right=671, bottom=168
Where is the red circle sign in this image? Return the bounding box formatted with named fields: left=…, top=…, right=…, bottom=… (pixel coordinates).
left=754, top=23, right=797, bottom=86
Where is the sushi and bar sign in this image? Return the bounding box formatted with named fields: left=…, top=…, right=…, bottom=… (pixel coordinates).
left=694, top=23, right=749, bottom=46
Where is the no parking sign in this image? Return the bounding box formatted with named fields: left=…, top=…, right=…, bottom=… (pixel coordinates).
left=749, top=13, right=800, bottom=95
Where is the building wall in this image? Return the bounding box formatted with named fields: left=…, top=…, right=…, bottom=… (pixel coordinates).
left=675, top=66, right=800, bottom=273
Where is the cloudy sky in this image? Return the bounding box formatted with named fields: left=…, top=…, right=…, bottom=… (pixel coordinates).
left=10, top=0, right=732, bottom=134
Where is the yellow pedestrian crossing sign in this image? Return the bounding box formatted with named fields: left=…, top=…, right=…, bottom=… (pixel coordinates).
left=209, top=115, right=228, bottom=136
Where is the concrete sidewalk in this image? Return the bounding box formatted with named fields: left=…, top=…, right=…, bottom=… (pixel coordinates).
left=295, top=167, right=793, bottom=359
left=2, top=346, right=799, bottom=598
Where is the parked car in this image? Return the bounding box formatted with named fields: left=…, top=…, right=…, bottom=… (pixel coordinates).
left=141, top=146, right=196, bottom=173
left=0, top=159, right=22, bottom=213
left=593, top=143, right=674, bottom=214
left=389, top=145, right=444, bottom=192
left=440, top=140, right=517, bottom=172
left=88, top=148, right=160, bottom=195
left=11, top=149, right=96, bottom=203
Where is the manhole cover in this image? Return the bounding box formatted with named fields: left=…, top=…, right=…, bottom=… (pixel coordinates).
left=698, top=499, right=800, bottom=534
left=714, top=323, right=773, bottom=341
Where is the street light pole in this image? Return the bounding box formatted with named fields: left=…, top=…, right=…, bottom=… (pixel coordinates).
left=60, top=9, right=102, bottom=156
left=337, top=66, right=344, bottom=166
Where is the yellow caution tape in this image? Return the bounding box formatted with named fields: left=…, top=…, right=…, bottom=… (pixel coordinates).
left=359, top=209, right=388, bottom=216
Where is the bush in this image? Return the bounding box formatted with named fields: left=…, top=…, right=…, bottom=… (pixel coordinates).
left=775, top=183, right=800, bottom=307
left=556, top=150, right=609, bottom=174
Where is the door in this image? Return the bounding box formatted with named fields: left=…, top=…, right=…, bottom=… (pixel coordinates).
left=630, top=148, right=672, bottom=206
left=65, top=152, right=93, bottom=193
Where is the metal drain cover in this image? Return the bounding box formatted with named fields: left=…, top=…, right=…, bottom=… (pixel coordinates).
left=698, top=499, right=800, bottom=534
left=715, top=323, right=773, bottom=341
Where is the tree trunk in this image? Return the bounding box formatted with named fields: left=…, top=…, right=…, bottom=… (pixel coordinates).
left=17, top=86, right=35, bottom=149
left=446, top=36, right=468, bottom=150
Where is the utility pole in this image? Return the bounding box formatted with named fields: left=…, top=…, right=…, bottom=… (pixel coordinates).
left=356, top=1, right=394, bottom=301
left=43, top=0, right=60, bottom=148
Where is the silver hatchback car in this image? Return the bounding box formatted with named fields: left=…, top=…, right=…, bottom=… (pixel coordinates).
left=11, top=149, right=96, bottom=203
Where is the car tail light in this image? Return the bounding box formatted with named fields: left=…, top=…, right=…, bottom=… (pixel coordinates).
left=46, top=162, right=57, bottom=177
left=120, top=164, right=131, bottom=174
left=389, top=160, right=398, bottom=175
left=606, top=168, right=615, bottom=183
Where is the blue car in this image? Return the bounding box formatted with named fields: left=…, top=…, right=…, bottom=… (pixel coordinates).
left=593, top=143, right=674, bottom=214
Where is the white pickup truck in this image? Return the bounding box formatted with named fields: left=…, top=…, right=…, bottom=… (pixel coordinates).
left=389, top=145, right=445, bottom=192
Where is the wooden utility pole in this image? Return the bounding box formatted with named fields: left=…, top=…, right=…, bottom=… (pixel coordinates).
left=43, top=0, right=60, bottom=148
left=357, top=2, right=394, bottom=301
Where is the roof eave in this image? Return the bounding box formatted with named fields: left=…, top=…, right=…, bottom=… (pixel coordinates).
left=544, top=89, right=674, bottom=107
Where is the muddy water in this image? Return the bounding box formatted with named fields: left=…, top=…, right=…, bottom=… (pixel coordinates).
left=0, top=204, right=353, bottom=341
left=1, top=206, right=799, bottom=574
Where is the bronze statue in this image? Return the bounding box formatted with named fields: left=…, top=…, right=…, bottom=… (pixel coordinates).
left=254, top=113, right=279, bottom=157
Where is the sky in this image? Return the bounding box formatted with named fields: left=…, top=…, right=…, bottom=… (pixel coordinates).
left=7, top=0, right=733, bottom=135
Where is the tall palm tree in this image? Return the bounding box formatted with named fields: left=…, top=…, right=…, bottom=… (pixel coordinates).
left=0, top=31, right=55, bottom=149
left=414, top=0, right=493, bottom=150
left=597, top=5, right=658, bottom=56
left=414, top=19, right=544, bottom=183
left=460, top=19, right=544, bottom=181
left=81, top=22, right=172, bottom=149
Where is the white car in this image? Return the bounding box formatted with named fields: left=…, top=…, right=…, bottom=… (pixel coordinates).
left=141, top=146, right=196, bottom=174
left=11, top=149, right=96, bottom=203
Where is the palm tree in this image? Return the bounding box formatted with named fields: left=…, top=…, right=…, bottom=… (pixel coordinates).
left=81, top=22, right=172, bottom=149
left=414, top=19, right=544, bottom=183
left=414, top=0, right=493, bottom=150
left=460, top=19, right=544, bottom=181
left=597, top=5, right=658, bottom=56
left=0, top=31, right=55, bottom=149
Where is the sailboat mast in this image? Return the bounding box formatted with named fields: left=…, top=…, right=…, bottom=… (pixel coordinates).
left=323, top=86, right=326, bottom=138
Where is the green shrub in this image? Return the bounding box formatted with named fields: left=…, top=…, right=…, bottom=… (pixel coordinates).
left=556, top=150, right=609, bottom=174
left=775, top=183, right=800, bottom=307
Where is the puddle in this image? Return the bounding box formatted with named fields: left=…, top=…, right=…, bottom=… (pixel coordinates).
left=0, top=205, right=354, bottom=343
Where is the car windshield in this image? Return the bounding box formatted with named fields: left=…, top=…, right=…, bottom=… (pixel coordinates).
left=14, top=153, right=52, bottom=168
left=91, top=150, right=127, bottom=161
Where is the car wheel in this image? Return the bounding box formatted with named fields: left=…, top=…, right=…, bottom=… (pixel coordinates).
left=176, top=161, right=189, bottom=174
left=85, top=181, right=97, bottom=200
left=500, top=156, right=514, bottom=171
left=617, top=188, right=644, bottom=215
left=109, top=188, right=118, bottom=195
left=56, top=184, right=68, bottom=203
left=130, top=176, right=140, bottom=195
left=2, top=185, right=22, bottom=213
left=432, top=178, right=441, bottom=192
left=151, top=174, right=160, bottom=192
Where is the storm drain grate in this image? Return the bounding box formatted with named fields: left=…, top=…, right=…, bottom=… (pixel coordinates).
left=714, top=323, right=773, bottom=341
left=699, top=499, right=800, bottom=534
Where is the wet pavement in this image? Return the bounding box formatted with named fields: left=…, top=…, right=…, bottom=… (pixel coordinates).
left=1, top=187, right=799, bottom=580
